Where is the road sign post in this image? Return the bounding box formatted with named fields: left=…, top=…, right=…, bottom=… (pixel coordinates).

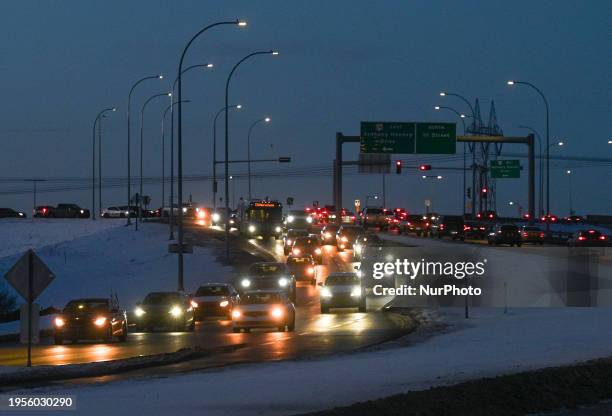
left=4, top=249, right=55, bottom=367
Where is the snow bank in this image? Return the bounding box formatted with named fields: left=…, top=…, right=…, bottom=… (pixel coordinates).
left=18, top=307, right=612, bottom=416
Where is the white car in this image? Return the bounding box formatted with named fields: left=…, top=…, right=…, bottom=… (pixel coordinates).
left=101, top=206, right=129, bottom=218
left=231, top=290, right=295, bottom=333
left=319, top=272, right=365, bottom=313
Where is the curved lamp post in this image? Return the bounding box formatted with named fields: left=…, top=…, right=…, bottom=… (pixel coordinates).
left=137, top=92, right=172, bottom=230
left=175, top=19, right=246, bottom=291
left=224, top=49, right=279, bottom=260
left=213, top=104, right=242, bottom=209
left=247, top=116, right=271, bottom=200
left=126, top=74, right=163, bottom=225
left=92, top=107, right=116, bottom=220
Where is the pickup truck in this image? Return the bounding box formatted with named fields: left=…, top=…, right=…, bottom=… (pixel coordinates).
left=35, top=204, right=90, bottom=218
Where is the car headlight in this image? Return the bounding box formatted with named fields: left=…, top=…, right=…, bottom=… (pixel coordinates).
left=190, top=300, right=198, bottom=308
left=287, top=215, right=295, bottom=223
left=169, top=305, right=183, bottom=317
left=54, top=317, right=65, bottom=327
left=271, top=307, right=284, bottom=319
left=232, top=309, right=242, bottom=319
left=306, top=216, right=313, bottom=223
left=315, top=248, right=322, bottom=255
left=278, top=277, right=289, bottom=287
left=292, top=248, right=301, bottom=255
left=286, top=239, right=292, bottom=246
left=355, top=244, right=362, bottom=254
left=94, top=316, right=107, bottom=327
left=212, top=213, right=220, bottom=222
left=307, top=267, right=315, bottom=275
left=248, top=225, right=256, bottom=233
left=241, top=278, right=251, bottom=288
left=341, top=236, right=348, bottom=242
left=134, top=307, right=146, bottom=317
left=182, top=207, right=188, bottom=213
left=80, top=209, right=84, bottom=214
left=325, top=232, right=332, bottom=239
left=219, top=300, right=229, bottom=308
left=197, top=211, right=206, bottom=219
left=351, top=286, right=362, bottom=297
left=229, top=219, right=235, bottom=224
left=320, top=287, right=332, bottom=298
left=275, top=226, right=282, bottom=233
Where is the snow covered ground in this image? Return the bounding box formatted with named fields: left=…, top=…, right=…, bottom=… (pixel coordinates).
left=14, top=307, right=612, bottom=416
left=0, top=220, right=231, bottom=335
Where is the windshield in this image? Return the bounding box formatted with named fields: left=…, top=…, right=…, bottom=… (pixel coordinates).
left=64, top=300, right=108, bottom=312
left=326, top=275, right=360, bottom=285
left=294, top=238, right=318, bottom=247
left=242, top=293, right=282, bottom=304
left=143, top=292, right=182, bottom=305
left=248, top=207, right=282, bottom=223
left=500, top=225, right=518, bottom=232
left=249, top=263, right=287, bottom=276
left=196, top=286, right=229, bottom=296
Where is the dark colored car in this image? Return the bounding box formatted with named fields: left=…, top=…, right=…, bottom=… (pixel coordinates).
left=0, top=208, right=26, bottom=218
left=353, top=233, right=384, bottom=261
left=133, top=292, right=195, bottom=332
left=430, top=215, right=465, bottom=240
left=53, top=298, right=127, bottom=344
left=336, top=225, right=363, bottom=251
left=463, top=221, right=488, bottom=239
left=521, top=225, right=545, bottom=245
left=283, top=229, right=310, bottom=255
left=192, top=283, right=239, bottom=320
left=286, top=254, right=317, bottom=284
left=487, top=224, right=522, bottom=246
left=231, top=290, right=296, bottom=333
left=320, top=224, right=340, bottom=245
left=319, top=272, right=365, bottom=313
left=562, top=215, right=584, bottom=224
left=567, top=230, right=608, bottom=247
left=291, top=236, right=323, bottom=264
left=34, top=204, right=90, bottom=218
left=240, top=262, right=296, bottom=302
left=361, top=207, right=386, bottom=229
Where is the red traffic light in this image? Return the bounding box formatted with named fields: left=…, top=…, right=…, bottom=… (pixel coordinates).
left=395, top=160, right=402, bottom=174
left=418, top=164, right=431, bottom=171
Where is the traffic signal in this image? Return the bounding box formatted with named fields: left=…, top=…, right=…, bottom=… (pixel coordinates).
left=481, top=187, right=488, bottom=198
left=395, top=160, right=402, bottom=174
left=418, top=164, right=431, bottom=171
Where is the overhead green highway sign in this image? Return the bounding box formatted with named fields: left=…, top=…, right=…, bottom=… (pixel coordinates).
left=490, top=159, right=521, bottom=178
left=360, top=121, right=456, bottom=154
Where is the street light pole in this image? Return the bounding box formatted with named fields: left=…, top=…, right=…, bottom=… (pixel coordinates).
left=224, top=49, right=279, bottom=261
left=247, top=117, right=271, bottom=200
left=518, top=125, right=544, bottom=216
left=213, top=104, right=242, bottom=210
left=127, top=75, right=163, bottom=226
left=176, top=19, right=246, bottom=290
left=92, top=107, right=116, bottom=220
left=138, top=92, right=172, bottom=231
left=435, top=106, right=468, bottom=216
left=566, top=169, right=573, bottom=215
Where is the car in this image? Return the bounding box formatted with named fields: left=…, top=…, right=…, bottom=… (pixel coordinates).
left=463, top=221, right=488, bottom=239
left=240, top=262, right=296, bottom=303
left=353, top=233, right=384, bottom=261
left=430, top=215, right=465, bottom=240
left=540, top=214, right=558, bottom=223
left=361, top=207, right=386, bottom=229
left=231, top=290, right=296, bottom=333
left=101, top=206, right=130, bottom=218
left=567, top=229, right=608, bottom=247
left=283, top=210, right=313, bottom=232
left=34, top=204, right=90, bottom=218
left=319, top=272, right=365, bottom=313
left=119, top=205, right=138, bottom=217
left=563, top=215, right=584, bottom=224
left=133, top=292, right=195, bottom=332
left=0, top=208, right=26, bottom=218
left=320, top=224, right=340, bottom=245
left=283, top=229, right=310, bottom=255
left=336, top=225, right=362, bottom=251
left=487, top=224, right=522, bottom=246
left=291, top=236, right=323, bottom=264
left=340, top=209, right=357, bottom=224
left=520, top=225, right=545, bottom=245
left=401, top=214, right=430, bottom=236
left=286, top=254, right=317, bottom=284
left=191, top=283, right=239, bottom=320
left=476, top=210, right=497, bottom=221
left=53, top=297, right=127, bottom=344
left=211, top=207, right=232, bottom=226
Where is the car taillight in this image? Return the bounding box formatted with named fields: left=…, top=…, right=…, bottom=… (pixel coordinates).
left=539, top=233, right=545, bottom=238
left=578, top=236, right=586, bottom=241
left=439, top=224, right=445, bottom=230
left=599, top=235, right=607, bottom=240
left=307, top=267, right=314, bottom=274
left=588, top=230, right=596, bottom=234
left=522, top=232, right=528, bottom=237
left=42, top=208, right=47, bottom=214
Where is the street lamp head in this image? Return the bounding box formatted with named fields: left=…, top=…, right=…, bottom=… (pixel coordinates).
left=608, top=140, right=612, bottom=144
left=158, top=74, right=164, bottom=79
left=460, top=114, right=466, bottom=118
left=434, top=106, right=440, bottom=110
left=237, top=20, right=247, bottom=27
left=566, top=170, right=572, bottom=174
left=235, top=104, right=243, bottom=109
left=421, top=175, right=427, bottom=179
left=436, top=175, right=443, bottom=180
left=509, top=201, right=514, bottom=206
left=439, top=92, right=446, bottom=97
left=167, top=92, right=173, bottom=97
left=112, top=108, right=117, bottom=112
left=206, top=63, right=214, bottom=68
left=271, top=50, right=279, bottom=55
left=507, top=80, right=515, bottom=86
left=374, top=195, right=378, bottom=199
left=264, top=117, right=271, bottom=122
left=557, top=141, right=564, bottom=146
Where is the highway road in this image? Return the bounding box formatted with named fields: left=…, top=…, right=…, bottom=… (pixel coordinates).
left=0, top=223, right=414, bottom=371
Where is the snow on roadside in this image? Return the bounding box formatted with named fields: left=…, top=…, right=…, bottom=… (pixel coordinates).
left=0, top=218, right=124, bottom=259
left=17, top=307, right=612, bottom=416
left=0, top=221, right=232, bottom=334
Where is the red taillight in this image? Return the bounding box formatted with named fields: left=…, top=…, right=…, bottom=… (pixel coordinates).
left=578, top=236, right=586, bottom=241
left=439, top=224, right=445, bottom=230
left=42, top=208, right=47, bottom=214
left=599, top=235, right=607, bottom=241
left=588, top=230, right=596, bottom=234
left=539, top=233, right=545, bottom=238
left=522, top=232, right=528, bottom=237
left=464, top=225, right=470, bottom=231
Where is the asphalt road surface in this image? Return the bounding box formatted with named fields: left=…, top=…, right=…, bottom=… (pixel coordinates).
left=0, top=224, right=414, bottom=372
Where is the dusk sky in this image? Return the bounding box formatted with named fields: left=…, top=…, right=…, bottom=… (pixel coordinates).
left=1, top=1, right=610, bottom=216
